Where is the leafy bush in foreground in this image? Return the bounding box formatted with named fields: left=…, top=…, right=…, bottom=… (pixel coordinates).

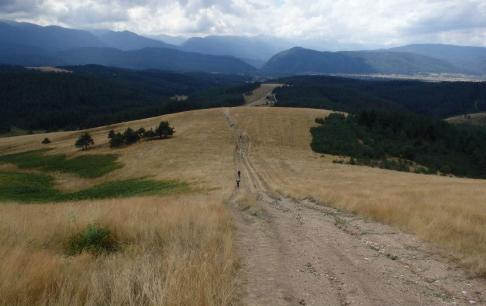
left=67, top=224, right=118, bottom=256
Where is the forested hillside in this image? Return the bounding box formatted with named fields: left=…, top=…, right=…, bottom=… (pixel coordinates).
left=0, top=66, right=256, bottom=132
left=311, top=111, right=486, bottom=178
left=275, top=76, right=486, bottom=118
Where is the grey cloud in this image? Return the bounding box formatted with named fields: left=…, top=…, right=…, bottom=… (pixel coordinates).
left=403, top=1, right=486, bottom=35
left=0, top=0, right=41, bottom=14
left=1, top=0, right=486, bottom=47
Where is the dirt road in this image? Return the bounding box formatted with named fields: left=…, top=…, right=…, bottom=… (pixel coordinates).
left=223, top=108, right=486, bottom=306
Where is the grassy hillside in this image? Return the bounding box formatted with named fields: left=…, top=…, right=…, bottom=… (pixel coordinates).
left=0, top=108, right=237, bottom=305
left=1, top=107, right=486, bottom=304
left=227, top=107, right=486, bottom=275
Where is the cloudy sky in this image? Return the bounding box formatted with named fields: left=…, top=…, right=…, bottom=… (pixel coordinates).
left=1, top=0, right=486, bottom=48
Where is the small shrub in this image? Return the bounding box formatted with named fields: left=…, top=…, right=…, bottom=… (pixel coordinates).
left=108, top=129, right=115, bottom=139
left=109, top=133, right=125, bottom=148
left=75, top=132, right=94, bottom=150
left=137, top=127, right=146, bottom=137
left=143, top=128, right=156, bottom=138
left=155, top=121, right=175, bottom=139
left=123, top=128, right=140, bottom=145
left=67, top=224, right=119, bottom=256
left=41, top=138, right=51, bottom=144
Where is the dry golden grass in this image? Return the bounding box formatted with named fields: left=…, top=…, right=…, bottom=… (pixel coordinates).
left=0, top=195, right=236, bottom=306
left=0, top=108, right=235, bottom=196
left=3, top=106, right=486, bottom=305
left=230, top=107, right=486, bottom=276
left=0, top=109, right=237, bottom=305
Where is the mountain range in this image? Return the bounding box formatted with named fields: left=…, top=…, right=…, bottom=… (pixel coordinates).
left=1, top=20, right=486, bottom=76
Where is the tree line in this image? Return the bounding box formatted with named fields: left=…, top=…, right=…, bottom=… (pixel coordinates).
left=0, top=66, right=257, bottom=133
left=275, top=75, right=486, bottom=119
left=311, top=111, right=486, bottom=178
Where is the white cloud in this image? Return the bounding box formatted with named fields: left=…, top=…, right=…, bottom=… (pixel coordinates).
left=1, top=0, right=486, bottom=47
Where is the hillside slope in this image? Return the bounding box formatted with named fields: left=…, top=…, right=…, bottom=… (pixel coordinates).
left=1, top=107, right=486, bottom=304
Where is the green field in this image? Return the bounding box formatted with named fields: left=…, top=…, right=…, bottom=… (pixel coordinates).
left=0, top=149, right=122, bottom=178
left=0, top=171, right=188, bottom=203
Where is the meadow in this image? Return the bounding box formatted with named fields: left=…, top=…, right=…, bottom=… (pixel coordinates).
left=230, top=107, right=486, bottom=276
left=2, top=106, right=486, bottom=305
left=0, top=108, right=236, bottom=305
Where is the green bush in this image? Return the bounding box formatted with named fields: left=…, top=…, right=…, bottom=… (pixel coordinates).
left=67, top=224, right=119, bottom=255
left=143, top=129, right=156, bottom=138
left=108, top=130, right=116, bottom=139
left=109, top=133, right=125, bottom=148
left=155, top=121, right=175, bottom=139
left=41, top=138, right=51, bottom=144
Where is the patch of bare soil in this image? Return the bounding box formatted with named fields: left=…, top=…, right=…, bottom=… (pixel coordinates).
left=224, top=108, right=486, bottom=306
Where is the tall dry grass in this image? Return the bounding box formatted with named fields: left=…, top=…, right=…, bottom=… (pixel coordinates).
left=0, top=194, right=236, bottom=306
left=229, top=107, right=486, bottom=276
left=0, top=108, right=237, bottom=305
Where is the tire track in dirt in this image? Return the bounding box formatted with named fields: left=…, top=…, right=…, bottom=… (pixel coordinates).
left=223, top=108, right=486, bottom=306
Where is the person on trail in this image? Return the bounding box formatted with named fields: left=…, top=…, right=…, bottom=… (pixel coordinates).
left=236, top=178, right=240, bottom=189
left=237, top=170, right=241, bottom=179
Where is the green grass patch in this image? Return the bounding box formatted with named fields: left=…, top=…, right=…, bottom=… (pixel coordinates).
left=66, top=224, right=119, bottom=256
left=0, top=171, right=189, bottom=203
left=0, top=149, right=122, bottom=178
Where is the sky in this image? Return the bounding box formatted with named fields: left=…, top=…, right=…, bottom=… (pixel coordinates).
left=1, top=0, right=486, bottom=49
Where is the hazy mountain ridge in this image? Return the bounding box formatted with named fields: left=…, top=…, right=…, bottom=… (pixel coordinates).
left=0, top=20, right=104, bottom=52
left=181, top=35, right=291, bottom=67
left=263, top=47, right=465, bottom=75
left=1, top=20, right=486, bottom=76
left=57, top=47, right=256, bottom=74
left=96, top=30, right=176, bottom=51
left=0, top=21, right=256, bottom=74
left=388, top=44, right=486, bottom=74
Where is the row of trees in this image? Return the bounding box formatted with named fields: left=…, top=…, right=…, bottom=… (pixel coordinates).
left=74, top=121, right=175, bottom=151
left=108, top=121, right=174, bottom=148
left=73, top=121, right=175, bottom=150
